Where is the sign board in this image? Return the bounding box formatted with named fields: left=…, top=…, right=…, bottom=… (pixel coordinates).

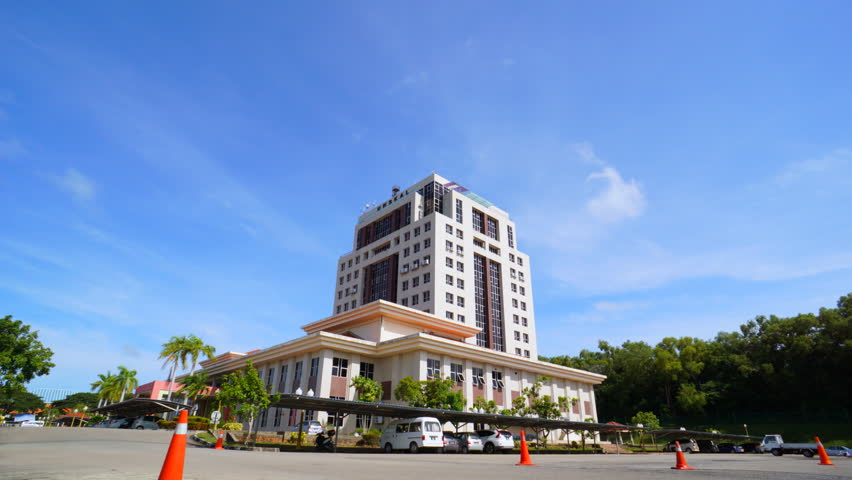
left=210, top=411, right=222, bottom=423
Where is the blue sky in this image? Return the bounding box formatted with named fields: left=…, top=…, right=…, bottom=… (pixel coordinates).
left=2, top=2, right=851, bottom=394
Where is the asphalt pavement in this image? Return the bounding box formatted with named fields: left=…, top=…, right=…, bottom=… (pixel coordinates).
left=2, top=428, right=850, bottom=480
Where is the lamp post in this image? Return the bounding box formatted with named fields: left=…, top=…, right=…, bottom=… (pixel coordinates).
left=743, top=424, right=749, bottom=437
left=295, top=387, right=304, bottom=450
left=71, top=409, right=78, bottom=428
left=81, top=406, right=88, bottom=427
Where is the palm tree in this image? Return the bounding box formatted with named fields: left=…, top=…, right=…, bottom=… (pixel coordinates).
left=115, top=365, right=139, bottom=402
left=185, top=334, right=216, bottom=376
left=159, top=336, right=191, bottom=402
left=177, top=371, right=211, bottom=413
left=91, top=371, right=121, bottom=406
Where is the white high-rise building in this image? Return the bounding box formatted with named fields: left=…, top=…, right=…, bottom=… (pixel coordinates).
left=333, top=174, right=538, bottom=359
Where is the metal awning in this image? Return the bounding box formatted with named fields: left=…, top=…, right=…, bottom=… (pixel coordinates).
left=649, top=429, right=760, bottom=441
left=91, top=398, right=190, bottom=417
left=270, top=394, right=640, bottom=432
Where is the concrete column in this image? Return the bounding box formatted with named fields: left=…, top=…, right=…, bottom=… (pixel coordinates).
left=317, top=349, right=334, bottom=398
left=484, top=364, right=493, bottom=402
left=464, top=359, right=474, bottom=410
left=418, top=351, right=428, bottom=380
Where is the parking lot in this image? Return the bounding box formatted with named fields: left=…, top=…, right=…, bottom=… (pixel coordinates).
left=1, top=428, right=850, bottom=480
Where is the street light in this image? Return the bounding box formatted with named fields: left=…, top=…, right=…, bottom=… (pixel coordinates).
left=71, top=409, right=78, bottom=428
left=743, top=424, right=749, bottom=437
left=81, top=406, right=88, bottom=427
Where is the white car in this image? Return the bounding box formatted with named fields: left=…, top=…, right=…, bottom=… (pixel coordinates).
left=20, top=420, right=44, bottom=427
left=456, top=432, right=484, bottom=453
left=475, top=429, right=515, bottom=454
left=290, top=420, right=323, bottom=435
left=380, top=417, right=444, bottom=453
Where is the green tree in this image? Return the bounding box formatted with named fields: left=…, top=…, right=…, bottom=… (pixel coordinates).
left=159, top=336, right=191, bottom=402
left=115, top=365, right=138, bottom=402
left=53, top=392, right=98, bottom=411
left=0, top=316, right=55, bottom=402
left=393, top=376, right=425, bottom=407
left=394, top=376, right=464, bottom=410
left=350, top=375, right=383, bottom=402
left=514, top=377, right=567, bottom=447
left=0, top=387, right=44, bottom=412
left=90, top=371, right=119, bottom=407
left=177, top=371, right=212, bottom=409
left=215, top=360, right=278, bottom=444
left=629, top=411, right=661, bottom=447
left=179, top=335, right=216, bottom=403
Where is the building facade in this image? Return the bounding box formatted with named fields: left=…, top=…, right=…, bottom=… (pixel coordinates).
left=197, top=174, right=605, bottom=442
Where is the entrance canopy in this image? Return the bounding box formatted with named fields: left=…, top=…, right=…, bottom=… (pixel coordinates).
left=270, top=393, right=639, bottom=432
left=92, top=398, right=190, bottom=417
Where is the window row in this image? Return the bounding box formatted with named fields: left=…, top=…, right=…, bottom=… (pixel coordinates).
left=513, top=331, right=530, bottom=343
left=445, top=257, right=465, bottom=272
left=400, top=290, right=431, bottom=307
left=336, top=299, right=358, bottom=314
left=444, top=311, right=466, bottom=323
left=510, top=298, right=528, bottom=311
left=338, top=269, right=360, bottom=285
left=400, top=255, right=431, bottom=273
left=512, top=314, right=529, bottom=326
left=401, top=273, right=431, bottom=291
left=444, top=292, right=465, bottom=307
left=402, top=238, right=431, bottom=258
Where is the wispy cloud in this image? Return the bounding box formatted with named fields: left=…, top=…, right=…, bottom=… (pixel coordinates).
left=0, top=138, right=27, bottom=160
left=774, top=148, right=851, bottom=186
left=586, top=166, right=646, bottom=223
left=51, top=168, right=96, bottom=202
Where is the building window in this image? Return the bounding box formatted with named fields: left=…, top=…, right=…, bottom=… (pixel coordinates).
left=279, top=364, right=289, bottom=393
left=404, top=232, right=411, bottom=241
left=292, top=361, right=303, bottom=391
left=519, top=272, right=525, bottom=282
left=354, top=270, right=359, bottom=279
left=514, top=331, right=521, bottom=341
left=510, top=268, right=517, bottom=279
left=424, top=238, right=431, bottom=248
left=517, top=257, right=524, bottom=266
left=487, top=218, right=499, bottom=240
left=472, top=367, right=484, bottom=386
left=450, top=363, right=464, bottom=383
left=339, top=276, right=344, bottom=285
left=456, top=245, right=464, bottom=255
left=522, top=317, right=528, bottom=326
left=414, top=243, right=420, bottom=253
left=351, top=300, right=356, bottom=309
left=515, top=347, right=522, bottom=355
left=446, top=224, right=453, bottom=234
left=423, top=290, right=430, bottom=301
left=521, top=301, right=527, bottom=311
left=446, top=311, right=454, bottom=320
left=414, top=227, right=421, bottom=237
left=489, top=245, right=500, bottom=255
left=457, top=314, right=465, bottom=323
left=412, top=277, right=419, bottom=287
left=336, top=305, right=341, bottom=314
left=523, top=333, right=529, bottom=343
left=359, top=362, right=375, bottom=380
left=511, top=283, right=517, bottom=293
left=457, top=278, right=464, bottom=289
left=524, top=350, right=530, bottom=358
left=472, top=209, right=484, bottom=234
left=507, top=225, right=514, bottom=248
left=266, top=367, right=276, bottom=390
left=446, top=257, right=453, bottom=267
left=512, top=298, right=519, bottom=308
left=446, top=274, right=453, bottom=285
left=338, top=291, right=342, bottom=299
left=394, top=236, right=400, bottom=245
left=457, top=296, right=465, bottom=307
left=332, top=357, right=349, bottom=377
left=403, top=247, right=410, bottom=257
left=456, top=230, right=463, bottom=240
left=424, top=222, right=431, bottom=232
left=513, top=314, right=519, bottom=324
left=492, top=371, right=503, bottom=391
left=412, top=294, right=419, bottom=305
left=445, top=240, right=453, bottom=252
left=520, top=286, right=525, bottom=296
left=355, top=256, right=360, bottom=265
left=456, top=199, right=463, bottom=223
left=348, top=259, right=353, bottom=268
left=424, top=272, right=431, bottom=284
left=343, top=303, right=348, bottom=312
left=402, top=280, right=409, bottom=291
left=509, top=253, right=515, bottom=263
left=427, top=359, right=441, bottom=380
left=474, top=238, right=485, bottom=249
left=310, top=357, right=320, bottom=377
left=346, top=273, right=351, bottom=282
left=401, top=298, right=409, bottom=306
left=446, top=292, right=454, bottom=303
left=456, top=261, right=464, bottom=272
left=328, top=397, right=345, bottom=427
left=341, top=263, right=345, bottom=271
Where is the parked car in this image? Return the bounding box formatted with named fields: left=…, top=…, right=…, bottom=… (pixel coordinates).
left=697, top=439, right=719, bottom=453
left=718, top=443, right=744, bottom=453
left=380, top=417, right=444, bottom=453
left=441, top=432, right=461, bottom=453
left=825, top=446, right=851, bottom=457
left=104, top=417, right=129, bottom=428
left=662, top=439, right=700, bottom=453
left=475, top=429, right=515, bottom=454
left=19, top=420, right=44, bottom=427
left=130, top=415, right=160, bottom=430
left=289, top=420, right=323, bottom=435
left=740, top=442, right=762, bottom=453
left=456, top=432, right=484, bottom=453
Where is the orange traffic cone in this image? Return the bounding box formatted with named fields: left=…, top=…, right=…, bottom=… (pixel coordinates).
left=815, top=437, right=834, bottom=466
left=515, top=431, right=536, bottom=466
left=214, top=430, right=224, bottom=450
left=671, top=441, right=695, bottom=470
left=158, top=410, right=189, bottom=480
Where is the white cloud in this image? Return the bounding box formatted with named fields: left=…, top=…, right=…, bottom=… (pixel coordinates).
left=53, top=168, right=96, bottom=202
left=585, top=166, right=646, bottom=223
left=572, top=142, right=605, bottom=166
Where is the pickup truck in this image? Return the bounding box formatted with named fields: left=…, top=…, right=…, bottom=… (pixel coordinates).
left=760, top=434, right=819, bottom=457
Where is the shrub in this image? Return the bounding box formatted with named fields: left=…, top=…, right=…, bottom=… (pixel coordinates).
left=221, top=422, right=243, bottom=431
left=157, top=420, right=176, bottom=430
left=288, top=431, right=306, bottom=444
left=188, top=422, right=211, bottom=430
left=188, top=416, right=210, bottom=424
left=356, top=428, right=382, bottom=446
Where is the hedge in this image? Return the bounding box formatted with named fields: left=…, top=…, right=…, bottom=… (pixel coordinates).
left=156, top=419, right=211, bottom=430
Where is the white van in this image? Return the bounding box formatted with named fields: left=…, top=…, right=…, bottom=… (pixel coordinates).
left=380, top=417, right=444, bottom=453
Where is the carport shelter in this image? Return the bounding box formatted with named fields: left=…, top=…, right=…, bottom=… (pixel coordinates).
left=91, top=398, right=190, bottom=418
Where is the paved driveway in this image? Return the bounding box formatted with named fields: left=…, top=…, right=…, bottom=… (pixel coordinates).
left=2, top=428, right=850, bottom=480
